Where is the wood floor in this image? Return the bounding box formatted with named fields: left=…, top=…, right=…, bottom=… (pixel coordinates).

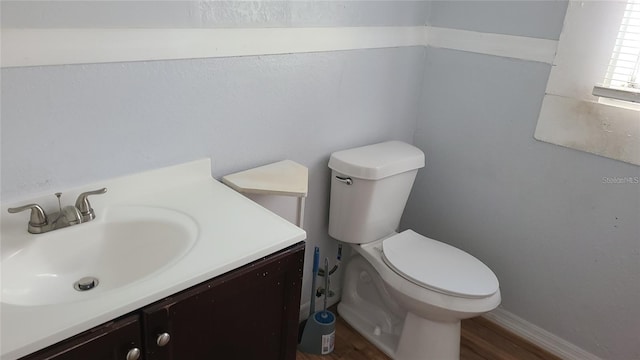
left=296, top=310, right=561, bottom=360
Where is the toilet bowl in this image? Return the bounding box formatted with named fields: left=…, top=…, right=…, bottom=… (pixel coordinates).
left=328, top=141, right=501, bottom=360
left=339, top=232, right=500, bottom=359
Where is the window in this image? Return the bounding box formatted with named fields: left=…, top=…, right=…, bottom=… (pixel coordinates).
left=534, top=0, right=640, bottom=166
left=593, top=0, right=640, bottom=104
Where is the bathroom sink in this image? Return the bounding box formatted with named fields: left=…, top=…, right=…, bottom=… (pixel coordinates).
left=1, top=206, right=198, bottom=306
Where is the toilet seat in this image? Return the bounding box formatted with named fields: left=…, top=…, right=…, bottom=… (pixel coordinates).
left=381, top=230, right=499, bottom=299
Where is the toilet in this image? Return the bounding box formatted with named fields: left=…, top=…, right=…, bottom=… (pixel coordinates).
left=328, top=141, right=501, bottom=360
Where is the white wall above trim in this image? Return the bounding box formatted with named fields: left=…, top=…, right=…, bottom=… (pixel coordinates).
left=1, top=26, right=557, bottom=68
left=426, top=27, right=558, bottom=64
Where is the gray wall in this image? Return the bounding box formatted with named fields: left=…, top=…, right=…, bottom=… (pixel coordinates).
left=1, top=48, right=424, bottom=199
left=401, top=2, right=639, bottom=359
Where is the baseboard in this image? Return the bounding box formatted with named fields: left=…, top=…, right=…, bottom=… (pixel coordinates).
left=483, top=307, right=602, bottom=360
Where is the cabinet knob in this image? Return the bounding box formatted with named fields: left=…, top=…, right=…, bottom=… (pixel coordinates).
left=126, top=347, right=141, bottom=360
left=156, top=332, right=171, bottom=347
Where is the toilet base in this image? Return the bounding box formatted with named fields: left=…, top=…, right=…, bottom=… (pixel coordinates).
left=338, top=253, right=462, bottom=359
left=395, top=312, right=460, bottom=360
left=337, top=302, right=399, bottom=358
left=339, top=302, right=461, bottom=360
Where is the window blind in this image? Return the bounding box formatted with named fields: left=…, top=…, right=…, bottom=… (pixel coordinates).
left=593, top=0, right=640, bottom=103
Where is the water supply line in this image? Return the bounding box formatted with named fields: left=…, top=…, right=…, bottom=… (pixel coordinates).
left=315, top=244, right=342, bottom=299
left=317, top=244, right=342, bottom=277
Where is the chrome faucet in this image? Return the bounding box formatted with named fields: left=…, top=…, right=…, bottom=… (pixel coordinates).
left=8, top=188, right=107, bottom=234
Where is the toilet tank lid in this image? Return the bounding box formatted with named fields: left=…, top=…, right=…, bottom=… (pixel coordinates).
left=328, top=141, right=425, bottom=180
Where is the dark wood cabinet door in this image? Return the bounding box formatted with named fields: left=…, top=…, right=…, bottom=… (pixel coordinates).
left=142, top=242, right=304, bottom=360
left=20, top=315, right=142, bottom=360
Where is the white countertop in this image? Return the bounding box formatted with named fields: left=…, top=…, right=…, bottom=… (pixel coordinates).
left=0, top=159, right=307, bottom=360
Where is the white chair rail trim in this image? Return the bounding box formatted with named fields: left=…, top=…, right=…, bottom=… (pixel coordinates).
left=1, top=26, right=557, bottom=68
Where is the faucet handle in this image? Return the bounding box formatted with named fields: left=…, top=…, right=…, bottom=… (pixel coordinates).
left=8, top=204, right=48, bottom=227
left=75, top=188, right=107, bottom=221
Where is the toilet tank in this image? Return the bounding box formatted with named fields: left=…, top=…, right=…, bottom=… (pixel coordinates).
left=328, top=141, right=425, bottom=244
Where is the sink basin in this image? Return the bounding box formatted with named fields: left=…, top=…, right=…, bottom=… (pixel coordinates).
left=1, top=206, right=198, bottom=306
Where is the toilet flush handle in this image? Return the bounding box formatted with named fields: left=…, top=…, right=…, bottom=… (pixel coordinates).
left=335, top=176, right=353, bottom=185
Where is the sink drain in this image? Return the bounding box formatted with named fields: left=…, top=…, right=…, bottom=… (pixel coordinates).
left=74, top=277, right=99, bottom=291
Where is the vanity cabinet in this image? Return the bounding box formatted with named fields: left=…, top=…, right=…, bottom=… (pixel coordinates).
left=20, top=315, right=142, bottom=360
left=142, top=242, right=304, bottom=360
left=20, top=242, right=304, bottom=360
